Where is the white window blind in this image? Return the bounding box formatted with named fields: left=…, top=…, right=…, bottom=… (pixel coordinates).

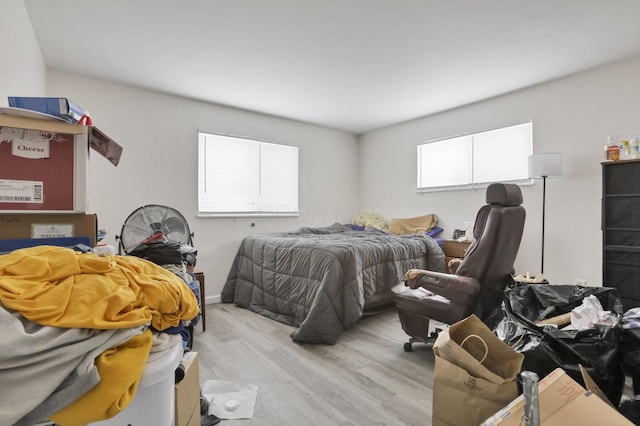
left=417, top=121, right=532, bottom=190
left=198, top=132, right=298, bottom=216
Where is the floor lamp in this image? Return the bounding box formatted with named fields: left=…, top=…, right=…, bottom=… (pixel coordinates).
left=528, top=153, right=563, bottom=275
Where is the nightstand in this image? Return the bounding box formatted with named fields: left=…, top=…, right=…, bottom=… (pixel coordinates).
left=441, top=239, right=472, bottom=265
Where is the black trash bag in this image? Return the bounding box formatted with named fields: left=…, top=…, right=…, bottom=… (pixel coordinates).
left=128, top=240, right=183, bottom=265
left=620, top=326, right=640, bottom=397
left=491, top=283, right=625, bottom=406
left=619, top=397, right=640, bottom=425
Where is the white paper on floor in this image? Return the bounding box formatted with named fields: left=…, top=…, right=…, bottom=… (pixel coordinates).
left=201, top=380, right=259, bottom=419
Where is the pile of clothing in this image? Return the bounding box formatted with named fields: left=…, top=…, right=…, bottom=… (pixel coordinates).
left=0, top=245, right=199, bottom=426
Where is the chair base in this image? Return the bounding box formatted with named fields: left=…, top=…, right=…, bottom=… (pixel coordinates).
left=403, top=336, right=436, bottom=352
left=397, top=308, right=447, bottom=351
left=395, top=293, right=466, bottom=351
left=397, top=309, right=431, bottom=342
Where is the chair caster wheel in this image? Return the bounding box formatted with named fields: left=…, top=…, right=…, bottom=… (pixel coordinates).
left=403, top=342, right=413, bottom=352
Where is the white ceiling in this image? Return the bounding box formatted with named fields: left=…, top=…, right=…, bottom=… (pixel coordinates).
left=23, top=0, right=640, bottom=134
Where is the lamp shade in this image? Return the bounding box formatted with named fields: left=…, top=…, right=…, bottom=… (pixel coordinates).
left=528, top=153, right=563, bottom=178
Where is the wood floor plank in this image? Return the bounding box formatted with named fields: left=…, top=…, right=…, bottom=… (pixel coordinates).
left=194, top=303, right=435, bottom=425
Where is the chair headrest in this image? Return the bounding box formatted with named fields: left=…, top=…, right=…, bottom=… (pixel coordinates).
left=486, top=183, right=523, bottom=206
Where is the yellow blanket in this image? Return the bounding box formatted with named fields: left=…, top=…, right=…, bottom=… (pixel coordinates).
left=0, top=245, right=199, bottom=330
left=49, top=329, right=153, bottom=426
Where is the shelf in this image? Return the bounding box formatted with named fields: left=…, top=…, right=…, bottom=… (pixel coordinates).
left=602, top=158, right=640, bottom=165
left=604, top=259, right=640, bottom=267
left=602, top=160, right=640, bottom=310
left=604, top=245, right=640, bottom=253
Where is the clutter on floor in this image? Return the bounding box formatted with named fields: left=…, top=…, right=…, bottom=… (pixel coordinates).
left=0, top=106, right=205, bottom=425
left=0, top=245, right=199, bottom=425
left=199, top=395, right=222, bottom=426
left=490, top=283, right=624, bottom=406
left=431, top=314, right=524, bottom=426
left=428, top=282, right=640, bottom=425
left=201, top=380, right=259, bottom=420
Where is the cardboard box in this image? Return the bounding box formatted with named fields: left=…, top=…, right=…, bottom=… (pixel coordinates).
left=0, top=236, right=92, bottom=253
left=0, top=213, right=98, bottom=246
left=0, top=108, right=122, bottom=213
left=481, top=368, right=632, bottom=425
left=175, top=351, right=200, bottom=426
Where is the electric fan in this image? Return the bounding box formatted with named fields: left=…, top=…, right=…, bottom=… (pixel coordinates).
left=117, top=204, right=193, bottom=255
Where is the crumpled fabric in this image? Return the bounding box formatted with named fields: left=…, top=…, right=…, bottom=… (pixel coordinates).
left=1, top=306, right=145, bottom=426
left=0, top=245, right=199, bottom=330
left=49, top=329, right=154, bottom=426
left=623, top=307, right=640, bottom=329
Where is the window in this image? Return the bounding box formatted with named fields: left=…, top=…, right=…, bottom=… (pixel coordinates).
left=198, top=132, right=298, bottom=216
left=417, top=121, right=532, bottom=190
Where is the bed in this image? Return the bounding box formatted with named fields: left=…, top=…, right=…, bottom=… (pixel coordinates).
left=221, top=223, right=446, bottom=344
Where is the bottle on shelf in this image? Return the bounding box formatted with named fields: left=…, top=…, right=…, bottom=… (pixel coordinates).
left=605, top=135, right=620, bottom=161
left=631, top=135, right=640, bottom=159
left=621, top=138, right=632, bottom=160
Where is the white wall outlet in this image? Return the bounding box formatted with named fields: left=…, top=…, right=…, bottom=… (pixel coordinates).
left=574, top=278, right=587, bottom=286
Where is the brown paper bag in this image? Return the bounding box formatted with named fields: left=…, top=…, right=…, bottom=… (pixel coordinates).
left=432, top=315, right=524, bottom=426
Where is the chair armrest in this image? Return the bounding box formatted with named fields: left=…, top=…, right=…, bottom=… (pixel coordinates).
left=404, top=269, right=481, bottom=305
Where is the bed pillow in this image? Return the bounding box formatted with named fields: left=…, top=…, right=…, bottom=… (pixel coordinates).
left=427, top=226, right=444, bottom=237
left=352, top=213, right=389, bottom=231
left=388, top=214, right=437, bottom=235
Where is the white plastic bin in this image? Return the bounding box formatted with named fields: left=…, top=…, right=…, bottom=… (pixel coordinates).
left=90, top=340, right=183, bottom=426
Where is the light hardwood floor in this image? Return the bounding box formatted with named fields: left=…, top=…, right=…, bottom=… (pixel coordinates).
left=193, top=303, right=435, bottom=426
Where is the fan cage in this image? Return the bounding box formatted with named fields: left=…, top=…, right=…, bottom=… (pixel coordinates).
left=118, top=204, right=193, bottom=254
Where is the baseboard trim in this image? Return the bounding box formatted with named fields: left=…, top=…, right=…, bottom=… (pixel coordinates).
left=204, top=294, right=221, bottom=305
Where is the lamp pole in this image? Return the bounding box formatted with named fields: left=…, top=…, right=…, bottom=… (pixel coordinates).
left=541, top=175, right=547, bottom=274
left=528, top=152, right=563, bottom=277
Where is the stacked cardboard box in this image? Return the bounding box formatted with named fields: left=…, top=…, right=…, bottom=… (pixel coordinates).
left=175, top=352, right=201, bottom=426
left=0, top=107, right=122, bottom=214
left=0, top=213, right=98, bottom=252
left=0, top=106, right=122, bottom=251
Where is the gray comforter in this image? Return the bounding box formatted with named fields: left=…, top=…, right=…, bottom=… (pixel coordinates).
left=221, top=223, right=445, bottom=344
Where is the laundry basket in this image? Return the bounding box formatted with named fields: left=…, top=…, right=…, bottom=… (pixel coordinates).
left=90, top=340, right=183, bottom=426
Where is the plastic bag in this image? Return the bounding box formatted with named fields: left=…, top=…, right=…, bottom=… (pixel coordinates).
left=564, top=294, right=619, bottom=330
left=491, top=283, right=625, bottom=405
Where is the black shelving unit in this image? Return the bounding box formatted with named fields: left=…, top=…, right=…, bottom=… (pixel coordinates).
left=602, top=159, right=640, bottom=310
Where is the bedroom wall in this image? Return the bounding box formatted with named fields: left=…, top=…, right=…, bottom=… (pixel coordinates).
left=0, top=0, right=47, bottom=102
left=359, top=55, right=640, bottom=288
left=46, top=71, right=360, bottom=303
